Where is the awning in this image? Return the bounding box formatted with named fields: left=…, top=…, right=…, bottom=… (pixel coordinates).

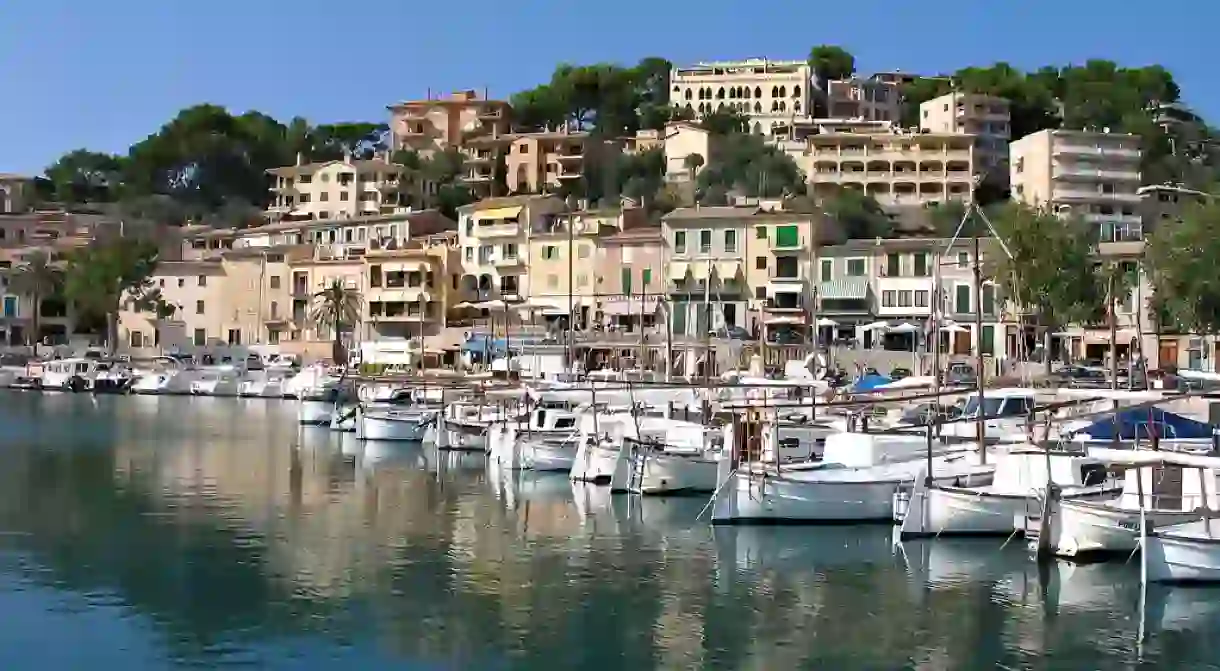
left=475, top=206, right=523, bottom=221
left=818, top=277, right=869, bottom=300
left=601, top=298, right=660, bottom=316
left=716, top=261, right=741, bottom=279
left=690, top=262, right=711, bottom=280
left=668, top=262, right=689, bottom=281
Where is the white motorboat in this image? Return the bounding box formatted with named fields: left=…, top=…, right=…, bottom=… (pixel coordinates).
left=897, top=446, right=1121, bottom=538
left=39, top=357, right=106, bottom=392
left=570, top=413, right=635, bottom=487
left=298, top=386, right=339, bottom=425
left=130, top=357, right=198, bottom=395
left=938, top=388, right=1038, bottom=442
left=190, top=366, right=242, bottom=396
left=710, top=427, right=994, bottom=524
left=1049, top=447, right=1217, bottom=558
left=329, top=403, right=359, bottom=432
left=526, top=435, right=580, bottom=472
left=283, top=363, right=341, bottom=400
left=88, top=362, right=137, bottom=394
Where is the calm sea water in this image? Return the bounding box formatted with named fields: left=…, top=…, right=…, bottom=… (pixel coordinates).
left=0, top=392, right=1218, bottom=670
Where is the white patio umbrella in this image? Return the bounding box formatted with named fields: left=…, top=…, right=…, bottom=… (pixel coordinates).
left=939, top=322, right=968, bottom=333
left=861, top=320, right=890, bottom=332
left=815, top=317, right=839, bottom=327
left=476, top=299, right=509, bottom=311
left=887, top=322, right=920, bottom=334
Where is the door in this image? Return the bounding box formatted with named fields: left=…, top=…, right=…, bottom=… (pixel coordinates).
left=1158, top=338, right=1179, bottom=370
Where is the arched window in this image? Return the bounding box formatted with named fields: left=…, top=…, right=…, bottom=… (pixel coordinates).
left=703, top=87, right=713, bottom=99
left=673, top=85, right=681, bottom=94
left=697, top=88, right=705, bottom=100
left=794, top=101, right=801, bottom=113
left=778, top=85, right=786, bottom=98
left=742, top=87, right=750, bottom=99
left=684, top=103, right=694, bottom=112
left=717, top=101, right=725, bottom=110
left=771, top=101, right=779, bottom=112
left=684, top=89, right=692, bottom=100
left=779, top=101, right=787, bottom=113
left=793, top=85, right=801, bottom=98
left=754, top=86, right=762, bottom=98
left=716, top=87, right=725, bottom=99
left=753, top=122, right=762, bottom=134
left=728, top=87, right=736, bottom=99
left=754, top=102, right=762, bottom=113
left=771, top=86, right=779, bottom=98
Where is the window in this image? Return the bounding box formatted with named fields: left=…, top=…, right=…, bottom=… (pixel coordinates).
left=724, top=230, right=737, bottom=253
left=578, top=244, right=590, bottom=259
left=957, top=252, right=969, bottom=269
left=193, top=329, right=206, bottom=346
left=755, top=286, right=766, bottom=300
left=178, top=278, right=185, bottom=288
left=755, top=256, right=767, bottom=270
left=914, top=253, right=929, bottom=277
left=270, top=301, right=279, bottom=319
left=269, top=275, right=281, bottom=289
left=621, top=268, right=633, bottom=295
left=642, top=268, right=652, bottom=287
left=955, top=284, right=971, bottom=313
left=576, top=273, right=588, bottom=288
left=820, top=259, right=833, bottom=282
left=846, top=258, right=865, bottom=276
left=503, top=243, right=518, bottom=259
left=227, top=329, right=241, bottom=345
left=546, top=274, right=559, bottom=289
left=320, top=192, right=329, bottom=202
left=981, top=325, right=995, bottom=356
left=756, top=226, right=767, bottom=239
left=774, top=225, right=799, bottom=248
left=198, top=275, right=207, bottom=287
left=268, top=329, right=280, bottom=345
left=130, top=331, right=143, bottom=348
left=886, top=253, right=901, bottom=276
left=300, top=194, right=311, bottom=203
left=196, top=300, right=205, bottom=314
left=542, top=245, right=560, bottom=260
left=981, top=284, right=996, bottom=314
left=2, top=295, right=17, bottom=317
left=674, top=231, right=686, bottom=253
left=915, top=290, right=929, bottom=307
left=699, top=230, right=712, bottom=254
left=319, top=211, right=331, bottom=220
left=898, top=290, right=913, bottom=308
left=464, top=247, right=473, bottom=262
left=882, top=290, right=896, bottom=307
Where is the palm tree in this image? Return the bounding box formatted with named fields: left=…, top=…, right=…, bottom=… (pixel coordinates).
left=309, top=279, right=363, bottom=366
left=9, top=250, right=63, bottom=347
left=683, top=152, right=705, bottom=176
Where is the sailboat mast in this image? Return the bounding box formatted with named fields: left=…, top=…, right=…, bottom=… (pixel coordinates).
left=972, top=221, right=986, bottom=460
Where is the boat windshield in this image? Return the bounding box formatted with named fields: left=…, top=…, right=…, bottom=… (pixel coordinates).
left=962, top=396, right=1033, bottom=418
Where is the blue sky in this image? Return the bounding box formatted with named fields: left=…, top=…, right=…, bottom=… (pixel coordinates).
left=1, top=0, right=1213, bottom=175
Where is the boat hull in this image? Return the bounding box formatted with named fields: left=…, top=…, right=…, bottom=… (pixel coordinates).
left=637, top=452, right=718, bottom=495
left=900, top=483, right=1118, bottom=538
left=1146, top=529, right=1220, bottom=582
left=298, top=400, right=334, bottom=426
left=712, top=473, right=905, bottom=524
left=359, top=413, right=430, bottom=442
left=570, top=443, right=621, bottom=484
left=1053, top=500, right=1201, bottom=557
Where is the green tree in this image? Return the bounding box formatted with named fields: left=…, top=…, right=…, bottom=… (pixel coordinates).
left=43, top=150, right=126, bottom=204
left=631, top=57, right=675, bottom=131
left=310, top=279, right=363, bottom=365
left=1144, top=197, right=1220, bottom=335
left=822, top=188, right=892, bottom=239
left=309, top=122, right=389, bottom=161
left=695, top=133, right=805, bottom=202
left=808, top=45, right=856, bottom=83
left=62, top=236, right=167, bottom=353
left=8, top=251, right=64, bottom=345
left=986, top=203, right=1104, bottom=364
left=683, top=153, right=705, bottom=175
left=699, top=108, right=751, bottom=136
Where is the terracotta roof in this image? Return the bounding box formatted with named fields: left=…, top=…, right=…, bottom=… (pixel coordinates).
left=238, top=210, right=443, bottom=236
left=664, top=206, right=813, bottom=221
left=267, top=158, right=407, bottom=176
left=458, top=195, right=560, bottom=212
left=602, top=226, right=663, bottom=244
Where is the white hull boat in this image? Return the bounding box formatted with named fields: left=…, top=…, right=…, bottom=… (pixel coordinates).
left=1054, top=498, right=1200, bottom=557
left=330, top=405, right=358, bottom=432
left=635, top=451, right=718, bottom=495
left=357, top=408, right=434, bottom=442
left=298, top=399, right=334, bottom=426
left=570, top=440, right=625, bottom=485
left=527, top=438, right=578, bottom=472
left=1146, top=519, right=1220, bottom=582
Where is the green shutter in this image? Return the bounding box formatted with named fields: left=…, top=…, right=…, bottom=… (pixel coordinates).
left=756, top=226, right=767, bottom=239
left=621, top=268, right=633, bottom=296
left=672, top=301, right=686, bottom=335
left=955, top=285, right=971, bottom=313
left=775, top=225, right=799, bottom=248
left=982, top=285, right=996, bottom=314
left=642, top=268, right=652, bottom=287
left=981, top=325, right=995, bottom=356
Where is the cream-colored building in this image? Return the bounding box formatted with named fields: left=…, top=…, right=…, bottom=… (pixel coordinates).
left=0, top=174, right=32, bottom=214
left=821, top=78, right=902, bottom=122
left=456, top=195, right=567, bottom=301
left=781, top=120, right=975, bottom=206
left=364, top=232, right=460, bottom=341
left=388, top=89, right=512, bottom=156
left=920, top=92, right=1011, bottom=177
left=670, top=59, right=812, bottom=136
left=266, top=155, right=419, bottom=223
left=1009, top=129, right=1143, bottom=242
left=662, top=122, right=717, bottom=182
left=525, top=207, right=645, bottom=317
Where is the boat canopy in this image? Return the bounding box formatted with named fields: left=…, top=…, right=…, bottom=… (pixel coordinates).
left=1071, top=407, right=1214, bottom=441
left=851, top=373, right=892, bottom=393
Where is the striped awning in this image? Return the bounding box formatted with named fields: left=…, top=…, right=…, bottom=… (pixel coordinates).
left=818, top=277, right=869, bottom=300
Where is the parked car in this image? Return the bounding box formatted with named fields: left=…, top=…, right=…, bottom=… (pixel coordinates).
left=889, top=367, right=912, bottom=381
left=710, top=325, right=753, bottom=340
left=943, top=363, right=977, bottom=387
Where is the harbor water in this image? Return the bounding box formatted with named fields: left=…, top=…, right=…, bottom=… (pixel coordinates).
left=1, top=392, right=1219, bottom=669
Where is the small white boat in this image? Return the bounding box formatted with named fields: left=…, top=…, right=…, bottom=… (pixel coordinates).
left=1050, top=447, right=1217, bottom=558
left=39, top=357, right=106, bottom=392
left=190, top=366, right=242, bottom=396
left=527, top=435, right=580, bottom=472
left=1145, top=517, right=1220, bottom=582
left=898, top=447, right=1121, bottom=538
left=298, top=387, right=339, bottom=425
left=329, top=404, right=359, bottom=432
left=357, top=406, right=435, bottom=441
left=130, top=357, right=198, bottom=395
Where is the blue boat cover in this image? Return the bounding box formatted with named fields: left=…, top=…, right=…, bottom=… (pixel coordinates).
left=1074, top=407, right=1215, bottom=440
left=851, top=373, right=893, bottom=393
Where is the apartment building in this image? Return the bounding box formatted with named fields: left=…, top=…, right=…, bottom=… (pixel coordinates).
left=1009, top=129, right=1143, bottom=243
left=388, top=89, right=512, bottom=155
left=920, top=92, right=1011, bottom=177
left=456, top=195, right=567, bottom=302
left=265, top=155, right=419, bottom=222
left=785, top=120, right=976, bottom=207
left=821, top=78, right=902, bottom=122
left=661, top=205, right=831, bottom=338
left=670, top=59, right=812, bottom=136
left=365, top=232, right=459, bottom=341
left=119, top=260, right=229, bottom=352
left=662, top=122, right=717, bottom=183
left=0, top=174, right=32, bottom=214
left=816, top=237, right=1007, bottom=358
left=211, top=211, right=456, bottom=262
left=525, top=207, right=644, bottom=324
left=1139, top=184, right=1212, bottom=232
left=595, top=227, right=665, bottom=330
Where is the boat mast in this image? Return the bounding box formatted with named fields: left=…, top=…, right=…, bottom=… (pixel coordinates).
left=972, top=226, right=985, bottom=456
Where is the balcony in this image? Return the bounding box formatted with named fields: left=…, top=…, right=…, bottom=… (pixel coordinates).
left=1054, top=189, right=1142, bottom=204
left=555, top=150, right=584, bottom=163
left=463, top=171, right=493, bottom=183
left=557, top=170, right=583, bottom=180
left=1083, top=213, right=1141, bottom=226
left=291, top=285, right=311, bottom=299
left=1053, top=144, right=1140, bottom=160
left=494, top=256, right=525, bottom=268
left=765, top=293, right=806, bottom=312
left=474, top=223, right=520, bottom=238
left=1053, top=165, right=1141, bottom=182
